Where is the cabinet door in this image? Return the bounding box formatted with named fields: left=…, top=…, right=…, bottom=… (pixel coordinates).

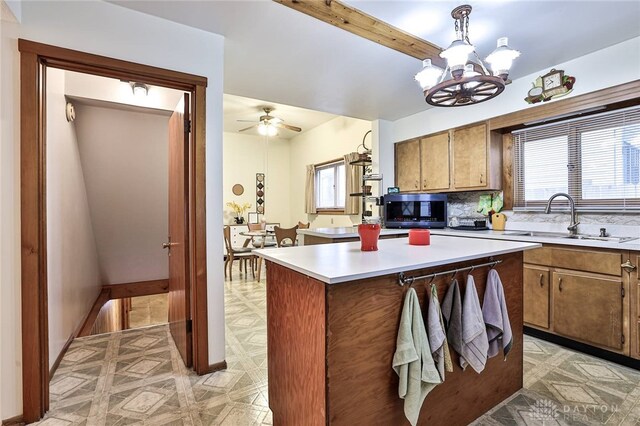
left=552, top=271, right=624, bottom=351
left=452, top=124, right=487, bottom=189
left=395, top=139, right=421, bottom=191
left=523, top=265, right=550, bottom=329
left=420, top=132, right=450, bottom=191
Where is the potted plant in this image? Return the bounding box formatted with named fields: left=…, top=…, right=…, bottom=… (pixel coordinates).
left=226, top=201, right=251, bottom=224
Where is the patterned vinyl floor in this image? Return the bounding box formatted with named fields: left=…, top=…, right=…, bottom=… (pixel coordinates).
left=39, top=269, right=640, bottom=425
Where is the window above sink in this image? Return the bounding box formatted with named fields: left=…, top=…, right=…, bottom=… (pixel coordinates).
left=513, top=105, right=640, bottom=212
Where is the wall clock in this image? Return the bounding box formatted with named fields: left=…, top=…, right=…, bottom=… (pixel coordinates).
left=525, top=68, right=575, bottom=104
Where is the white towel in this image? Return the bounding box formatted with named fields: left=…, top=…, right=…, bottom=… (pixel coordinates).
left=483, top=269, right=513, bottom=360
left=460, top=274, right=489, bottom=373
left=427, top=284, right=453, bottom=380
left=393, top=288, right=442, bottom=426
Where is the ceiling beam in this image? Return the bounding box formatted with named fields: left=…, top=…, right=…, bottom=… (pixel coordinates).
left=274, top=0, right=446, bottom=68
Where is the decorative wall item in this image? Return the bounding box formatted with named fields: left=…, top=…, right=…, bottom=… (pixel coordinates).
left=525, top=68, right=576, bottom=104
left=256, top=173, right=265, bottom=214
left=232, top=183, right=244, bottom=196
left=248, top=212, right=259, bottom=224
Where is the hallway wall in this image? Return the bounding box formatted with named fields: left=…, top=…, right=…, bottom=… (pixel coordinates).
left=74, top=103, right=170, bottom=285
left=0, top=0, right=225, bottom=418
left=46, top=68, right=102, bottom=369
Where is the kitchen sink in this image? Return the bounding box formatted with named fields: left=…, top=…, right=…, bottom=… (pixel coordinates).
left=501, top=230, right=638, bottom=243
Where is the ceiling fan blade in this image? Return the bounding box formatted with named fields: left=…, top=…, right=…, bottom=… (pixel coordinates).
left=237, top=119, right=258, bottom=123
left=273, top=0, right=445, bottom=67
left=238, top=124, right=258, bottom=132
left=276, top=122, right=302, bottom=132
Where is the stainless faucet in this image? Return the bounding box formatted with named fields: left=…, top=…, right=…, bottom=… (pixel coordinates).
left=545, top=193, right=580, bottom=236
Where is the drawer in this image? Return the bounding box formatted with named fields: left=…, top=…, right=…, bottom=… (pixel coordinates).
left=524, top=246, right=622, bottom=276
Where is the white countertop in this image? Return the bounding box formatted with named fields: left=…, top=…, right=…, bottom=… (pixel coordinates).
left=255, top=235, right=540, bottom=284
left=297, top=226, right=640, bottom=251
left=429, top=228, right=640, bottom=251
left=298, top=226, right=408, bottom=238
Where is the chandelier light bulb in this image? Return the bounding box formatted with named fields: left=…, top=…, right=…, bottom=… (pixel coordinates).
left=440, top=38, right=475, bottom=75
left=486, top=37, right=520, bottom=79
left=415, top=59, right=444, bottom=91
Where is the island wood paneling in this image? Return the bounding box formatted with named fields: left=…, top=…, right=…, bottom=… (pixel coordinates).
left=326, top=252, right=523, bottom=425
left=266, top=262, right=326, bottom=426
left=266, top=252, right=524, bottom=425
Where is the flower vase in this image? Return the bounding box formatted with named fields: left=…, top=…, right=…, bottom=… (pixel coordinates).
left=234, top=216, right=245, bottom=224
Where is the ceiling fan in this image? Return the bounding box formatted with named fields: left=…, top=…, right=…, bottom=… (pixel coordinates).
left=238, top=107, right=302, bottom=136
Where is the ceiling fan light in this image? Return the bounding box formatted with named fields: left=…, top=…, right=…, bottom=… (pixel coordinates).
left=258, top=122, right=268, bottom=136
left=486, top=37, right=520, bottom=79
left=267, top=125, right=278, bottom=136
left=415, top=59, right=444, bottom=91
left=440, top=38, right=475, bottom=69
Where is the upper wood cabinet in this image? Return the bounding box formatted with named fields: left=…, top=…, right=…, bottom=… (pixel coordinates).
left=420, top=132, right=450, bottom=191
left=395, top=139, right=420, bottom=191
left=451, top=123, right=502, bottom=191
left=394, top=121, right=502, bottom=193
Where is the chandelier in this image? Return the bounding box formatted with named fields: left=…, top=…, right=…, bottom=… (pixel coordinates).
left=415, top=5, right=520, bottom=107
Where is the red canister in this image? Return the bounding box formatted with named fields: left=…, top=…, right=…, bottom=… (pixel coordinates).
left=408, top=229, right=431, bottom=245
left=358, top=223, right=381, bottom=251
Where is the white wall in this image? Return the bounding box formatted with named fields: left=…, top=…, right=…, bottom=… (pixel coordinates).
left=0, top=0, right=225, bottom=418
left=46, top=68, right=103, bottom=368
left=0, top=3, right=21, bottom=419
left=223, top=132, right=291, bottom=227
left=289, top=116, right=372, bottom=228
left=74, top=103, right=170, bottom=285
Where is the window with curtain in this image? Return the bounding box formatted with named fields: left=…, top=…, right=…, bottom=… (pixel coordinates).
left=315, top=160, right=346, bottom=211
left=513, top=105, right=640, bottom=210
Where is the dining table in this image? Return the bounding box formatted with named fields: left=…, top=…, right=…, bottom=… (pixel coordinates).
left=239, top=230, right=276, bottom=281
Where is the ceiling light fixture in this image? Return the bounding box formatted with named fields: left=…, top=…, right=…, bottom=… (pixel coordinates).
left=415, top=4, right=520, bottom=107
left=258, top=121, right=278, bottom=137
left=131, top=82, right=149, bottom=97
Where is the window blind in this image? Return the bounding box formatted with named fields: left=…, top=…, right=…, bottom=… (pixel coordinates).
left=513, top=105, right=640, bottom=211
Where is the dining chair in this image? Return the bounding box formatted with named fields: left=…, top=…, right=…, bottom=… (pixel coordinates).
left=223, top=225, right=255, bottom=280
left=247, top=223, right=276, bottom=248
left=274, top=225, right=299, bottom=247
left=297, top=221, right=310, bottom=229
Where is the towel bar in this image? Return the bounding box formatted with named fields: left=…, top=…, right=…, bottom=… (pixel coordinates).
left=398, top=258, right=503, bottom=286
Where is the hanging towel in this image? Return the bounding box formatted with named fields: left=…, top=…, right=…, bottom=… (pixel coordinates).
left=441, top=279, right=463, bottom=358
left=460, top=274, right=489, bottom=373
left=393, top=288, right=442, bottom=426
left=427, top=284, right=453, bottom=380
left=483, top=269, right=513, bottom=360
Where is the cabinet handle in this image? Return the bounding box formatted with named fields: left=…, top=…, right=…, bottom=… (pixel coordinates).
left=621, top=260, right=637, bottom=273
left=480, top=173, right=484, bottom=184
left=558, top=277, right=563, bottom=292
left=415, top=180, right=419, bottom=188
left=539, top=273, right=544, bottom=287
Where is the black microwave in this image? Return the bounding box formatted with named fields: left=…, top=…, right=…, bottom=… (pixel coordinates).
left=384, top=193, right=447, bottom=229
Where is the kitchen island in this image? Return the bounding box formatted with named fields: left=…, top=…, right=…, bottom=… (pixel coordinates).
left=256, top=236, right=540, bottom=425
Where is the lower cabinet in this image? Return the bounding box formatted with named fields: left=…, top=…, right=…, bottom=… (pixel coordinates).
left=523, top=265, right=550, bottom=329
left=524, top=245, right=635, bottom=356
left=552, top=271, right=624, bottom=351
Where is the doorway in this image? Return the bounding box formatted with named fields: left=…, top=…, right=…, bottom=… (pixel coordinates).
left=19, top=39, right=210, bottom=423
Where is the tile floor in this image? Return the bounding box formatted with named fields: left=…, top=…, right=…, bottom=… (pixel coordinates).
left=128, top=294, right=169, bottom=329
left=40, top=269, right=640, bottom=425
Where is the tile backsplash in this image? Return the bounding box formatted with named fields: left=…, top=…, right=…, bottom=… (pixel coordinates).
left=447, top=191, right=640, bottom=236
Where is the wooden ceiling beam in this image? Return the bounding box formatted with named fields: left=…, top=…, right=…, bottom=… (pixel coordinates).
left=274, top=0, right=446, bottom=68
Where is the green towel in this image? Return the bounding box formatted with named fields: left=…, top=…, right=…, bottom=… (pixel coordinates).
left=393, top=288, right=442, bottom=426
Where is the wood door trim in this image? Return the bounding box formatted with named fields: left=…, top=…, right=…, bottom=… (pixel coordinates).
left=18, top=39, right=207, bottom=90
left=103, top=279, right=169, bottom=299
left=19, top=39, right=210, bottom=422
